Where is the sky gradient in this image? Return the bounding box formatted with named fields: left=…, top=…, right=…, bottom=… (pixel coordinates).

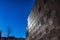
left=0, top=0, right=35, bottom=38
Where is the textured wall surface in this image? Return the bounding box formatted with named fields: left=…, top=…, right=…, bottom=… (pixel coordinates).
left=26, top=0, right=60, bottom=40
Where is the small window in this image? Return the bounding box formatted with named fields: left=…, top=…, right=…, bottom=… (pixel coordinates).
left=38, top=6, right=41, bottom=12
left=46, top=27, right=49, bottom=33
left=39, top=32, right=42, bottom=36
left=41, top=17, right=44, bottom=25
left=37, top=21, right=39, bottom=25
left=38, top=4, right=42, bottom=12
left=40, top=38, right=44, bottom=40
left=35, top=35, right=37, bottom=38
left=47, top=11, right=51, bottom=19
left=43, top=0, right=47, bottom=4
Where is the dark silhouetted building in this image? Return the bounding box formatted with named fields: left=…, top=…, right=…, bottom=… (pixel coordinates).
left=15, top=38, right=25, bottom=40
left=1, top=37, right=7, bottom=40
left=0, top=31, right=1, bottom=37
left=0, top=31, right=1, bottom=40
left=7, top=36, right=15, bottom=40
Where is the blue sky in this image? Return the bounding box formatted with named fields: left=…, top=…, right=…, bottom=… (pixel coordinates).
left=0, top=0, right=35, bottom=38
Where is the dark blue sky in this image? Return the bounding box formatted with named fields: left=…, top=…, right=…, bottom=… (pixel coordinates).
left=0, top=0, right=35, bottom=38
